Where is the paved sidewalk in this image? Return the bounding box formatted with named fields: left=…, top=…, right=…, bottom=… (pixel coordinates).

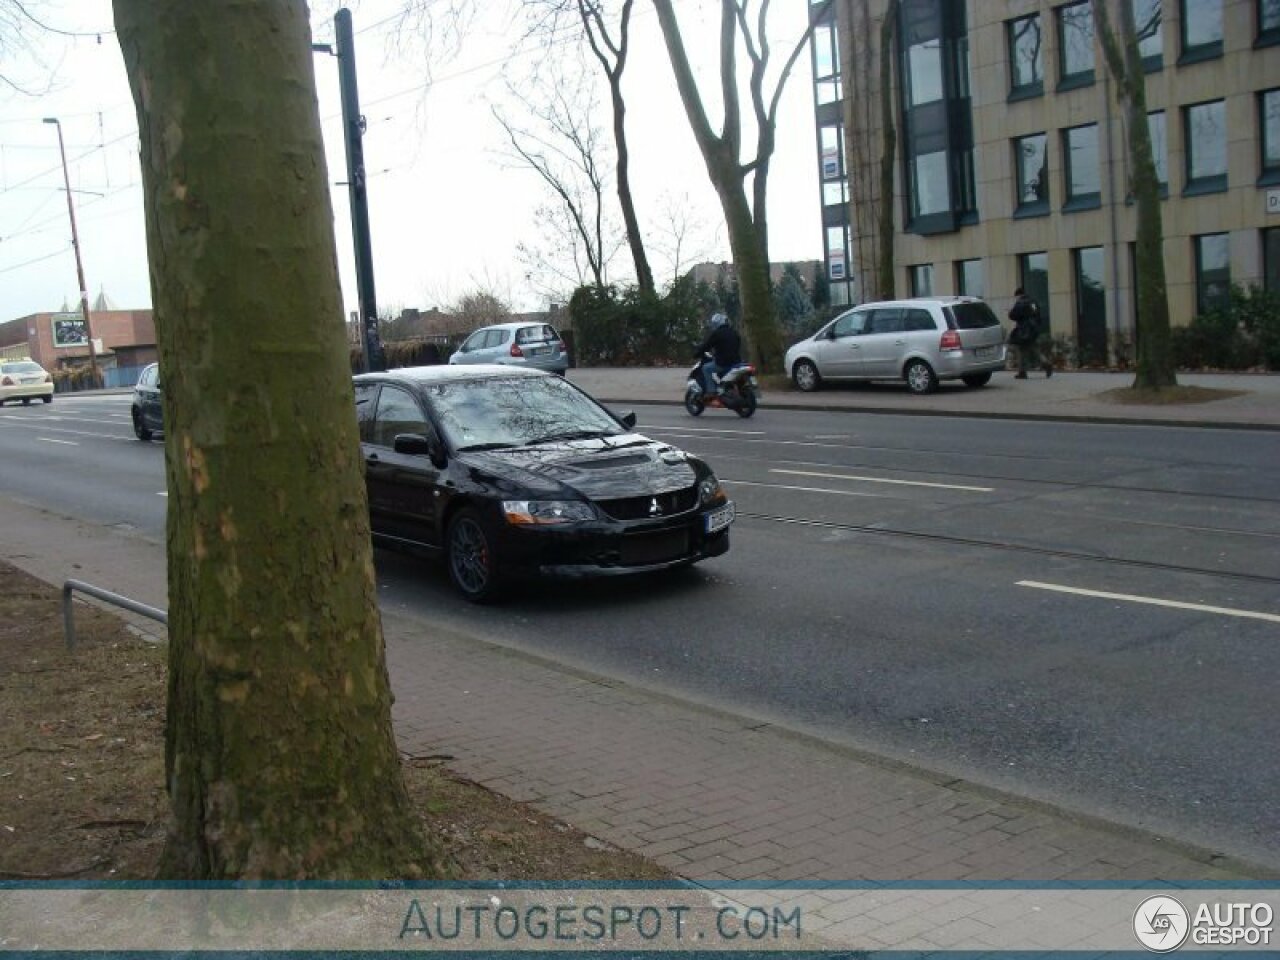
left=566, top=367, right=1280, bottom=430
left=3, top=494, right=1273, bottom=885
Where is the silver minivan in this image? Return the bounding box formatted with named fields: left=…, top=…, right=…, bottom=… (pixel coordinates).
left=783, top=297, right=1007, bottom=395
left=448, top=321, right=569, bottom=375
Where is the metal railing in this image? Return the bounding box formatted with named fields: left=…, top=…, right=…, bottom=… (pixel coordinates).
left=62, top=579, right=167, bottom=651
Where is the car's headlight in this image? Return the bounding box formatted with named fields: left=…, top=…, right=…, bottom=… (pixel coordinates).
left=699, top=476, right=726, bottom=506
left=502, top=500, right=597, bottom=525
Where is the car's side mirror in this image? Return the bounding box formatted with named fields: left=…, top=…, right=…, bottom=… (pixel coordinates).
left=616, top=410, right=637, bottom=429
left=394, top=432, right=447, bottom=468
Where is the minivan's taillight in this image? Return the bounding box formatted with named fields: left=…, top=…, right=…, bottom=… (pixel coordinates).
left=510, top=343, right=524, bottom=357
left=939, top=330, right=962, bottom=352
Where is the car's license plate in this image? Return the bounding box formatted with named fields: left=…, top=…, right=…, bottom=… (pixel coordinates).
left=975, top=346, right=997, bottom=359
left=704, top=502, right=735, bottom=534
left=528, top=346, right=550, bottom=356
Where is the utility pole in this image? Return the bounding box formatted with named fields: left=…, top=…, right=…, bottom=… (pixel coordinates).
left=43, top=117, right=100, bottom=387
left=334, top=9, right=383, bottom=372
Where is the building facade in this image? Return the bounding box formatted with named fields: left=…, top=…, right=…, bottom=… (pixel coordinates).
left=0, top=309, right=158, bottom=383
left=811, top=0, right=1280, bottom=364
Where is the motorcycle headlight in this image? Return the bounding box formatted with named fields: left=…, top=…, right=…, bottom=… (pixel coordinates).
left=502, top=500, right=597, bottom=525
left=698, top=476, right=726, bottom=506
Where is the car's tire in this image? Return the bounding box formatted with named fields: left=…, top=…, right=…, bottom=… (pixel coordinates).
left=904, top=359, right=939, bottom=395
left=42, top=394, right=52, bottom=404
left=132, top=408, right=152, bottom=442
left=683, top=386, right=705, bottom=417
left=735, top=388, right=758, bottom=418
left=446, top=508, right=500, bottom=603
left=792, top=359, right=821, bottom=392
left=961, top=372, right=993, bottom=388
left=21, top=398, right=31, bottom=406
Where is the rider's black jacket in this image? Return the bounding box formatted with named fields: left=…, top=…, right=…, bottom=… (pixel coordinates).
left=695, top=325, right=743, bottom=368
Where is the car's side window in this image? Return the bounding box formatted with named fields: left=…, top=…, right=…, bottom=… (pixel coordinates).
left=354, top=383, right=379, bottom=443
left=488, top=330, right=510, bottom=348
left=902, top=308, right=936, bottom=332
left=867, top=309, right=904, bottom=334
left=372, top=386, right=427, bottom=448
left=461, top=331, right=484, bottom=353
left=832, top=311, right=866, bottom=338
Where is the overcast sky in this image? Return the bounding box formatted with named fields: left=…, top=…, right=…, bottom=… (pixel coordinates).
left=0, top=0, right=821, bottom=320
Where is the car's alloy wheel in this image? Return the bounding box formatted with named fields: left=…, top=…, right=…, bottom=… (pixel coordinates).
left=132, top=408, right=152, bottom=442
left=904, top=359, right=938, bottom=395
left=793, top=359, right=820, bottom=392
left=447, top=508, right=498, bottom=602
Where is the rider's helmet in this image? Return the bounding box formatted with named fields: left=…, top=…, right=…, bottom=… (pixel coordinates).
left=709, top=311, right=728, bottom=329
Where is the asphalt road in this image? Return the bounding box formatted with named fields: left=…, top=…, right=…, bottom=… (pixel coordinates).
left=2, top=393, right=1278, bottom=866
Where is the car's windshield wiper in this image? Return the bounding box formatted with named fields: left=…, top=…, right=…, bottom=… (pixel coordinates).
left=525, top=429, right=617, bottom=446
left=455, top=441, right=518, bottom=452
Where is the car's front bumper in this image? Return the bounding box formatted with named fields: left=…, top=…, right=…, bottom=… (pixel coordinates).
left=495, top=501, right=734, bottom=579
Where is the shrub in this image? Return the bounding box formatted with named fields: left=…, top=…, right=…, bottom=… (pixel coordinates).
left=1173, top=284, right=1278, bottom=370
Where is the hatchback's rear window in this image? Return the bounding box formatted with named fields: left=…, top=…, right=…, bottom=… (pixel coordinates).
left=947, top=302, right=1000, bottom=329
left=516, top=325, right=557, bottom=345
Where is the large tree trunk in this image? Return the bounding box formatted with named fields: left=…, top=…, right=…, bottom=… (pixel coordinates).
left=114, top=0, right=441, bottom=879
left=1096, top=0, right=1177, bottom=388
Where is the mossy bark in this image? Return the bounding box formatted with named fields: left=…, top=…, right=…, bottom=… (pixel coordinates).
left=113, top=0, right=443, bottom=879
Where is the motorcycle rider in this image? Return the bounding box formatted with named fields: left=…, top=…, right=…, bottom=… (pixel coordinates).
left=694, top=311, right=742, bottom=395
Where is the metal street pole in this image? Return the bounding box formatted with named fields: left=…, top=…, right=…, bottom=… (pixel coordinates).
left=43, top=117, right=100, bottom=388
left=334, top=8, right=383, bottom=372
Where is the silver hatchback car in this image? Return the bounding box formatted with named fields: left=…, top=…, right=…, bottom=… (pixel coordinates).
left=448, top=321, right=569, bottom=375
left=784, top=297, right=1007, bottom=395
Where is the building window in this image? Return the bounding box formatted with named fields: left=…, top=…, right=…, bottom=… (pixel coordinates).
left=1181, top=0, right=1223, bottom=62
left=1073, top=247, right=1108, bottom=365
left=1262, top=89, right=1280, bottom=185
left=826, top=225, right=848, bottom=281
left=1008, top=14, right=1044, bottom=99
left=912, top=150, right=951, bottom=217
left=1148, top=110, right=1169, bottom=189
left=1057, top=1, right=1096, bottom=89
left=1063, top=123, right=1101, bottom=209
left=907, top=38, right=944, bottom=105
left=1261, top=0, right=1280, bottom=45
left=1134, top=0, right=1163, bottom=67
left=1014, top=133, right=1050, bottom=215
left=956, top=259, right=985, bottom=298
left=1193, top=233, right=1231, bottom=315
left=1184, top=99, right=1227, bottom=194
left=1264, top=228, right=1280, bottom=294
left=820, top=125, right=849, bottom=205
left=910, top=264, right=935, bottom=297
left=1019, top=252, right=1051, bottom=333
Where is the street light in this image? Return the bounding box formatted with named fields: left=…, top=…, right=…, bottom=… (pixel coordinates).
left=43, top=117, right=100, bottom=388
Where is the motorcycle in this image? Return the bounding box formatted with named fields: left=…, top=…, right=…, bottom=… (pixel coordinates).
left=684, top=356, right=759, bottom=418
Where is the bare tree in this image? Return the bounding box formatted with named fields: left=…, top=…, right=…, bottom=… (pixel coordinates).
left=524, top=0, right=655, bottom=295
left=652, top=0, right=829, bottom=373
left=650, top=191, right=721, bottom=289
left=493, top=63, right=618, bottom=291
left=113, top=0, right=443, bottom=878
left=0, top=0, right=73, bottom=95
left=1095, top=0, right=1177, bottom=388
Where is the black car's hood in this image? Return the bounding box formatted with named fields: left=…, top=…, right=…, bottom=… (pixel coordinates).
left=455, top=434, right=702, bottom=500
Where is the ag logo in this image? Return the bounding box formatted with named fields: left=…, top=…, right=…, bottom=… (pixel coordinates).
left=1134, top=895, right=1190, bottom=952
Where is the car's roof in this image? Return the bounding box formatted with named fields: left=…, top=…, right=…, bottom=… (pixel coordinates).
left=469, top=320, right=556, bottom=332
left=850, top=296, right=987, bottom=309
left=354, top=364, right=551, bottom=387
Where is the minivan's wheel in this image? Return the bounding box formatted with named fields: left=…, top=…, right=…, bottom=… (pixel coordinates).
left=904, top=359, right=939, bottom=395
left=961, top=372, right=992, bottom=388
left=683, top=386, right=705, bottom=417
left=132, top=408, right=153, bottom=442
left=792, top=359, right=820, bottom=392
left=446, top=508, right=500, bottom=603
left=735, top=388, right=758, bottom=418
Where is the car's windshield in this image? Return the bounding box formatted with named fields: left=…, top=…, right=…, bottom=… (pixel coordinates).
left=1, top=362, right=43, bottom=374
left=426, top=375, right=624, bottom=450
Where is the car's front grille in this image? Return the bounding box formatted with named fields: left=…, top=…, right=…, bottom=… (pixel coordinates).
left=620, top=529, right=690, bottom=566
left=597, top=486, right=697, bottom=520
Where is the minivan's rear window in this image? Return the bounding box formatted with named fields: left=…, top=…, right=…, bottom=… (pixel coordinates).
left=516, top=325, right=557, bottom=345
left=947, top=302, right=1000, bottom=329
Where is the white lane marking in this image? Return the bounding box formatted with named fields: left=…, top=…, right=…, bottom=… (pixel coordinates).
left=38, top=437, right=78, bottom=445
left=646, top=424, right=765, bottom=436
left=810, top=434, right=851, bottom=440
left=157, top=491, right=168, bottom=497
left=773, top=468, right=994, bottom=493
left=0, top=424, right=133, bottom=441
left=1018, top=580, right=1280, bottom=624
left=723, top=478, right=882, bottom=498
